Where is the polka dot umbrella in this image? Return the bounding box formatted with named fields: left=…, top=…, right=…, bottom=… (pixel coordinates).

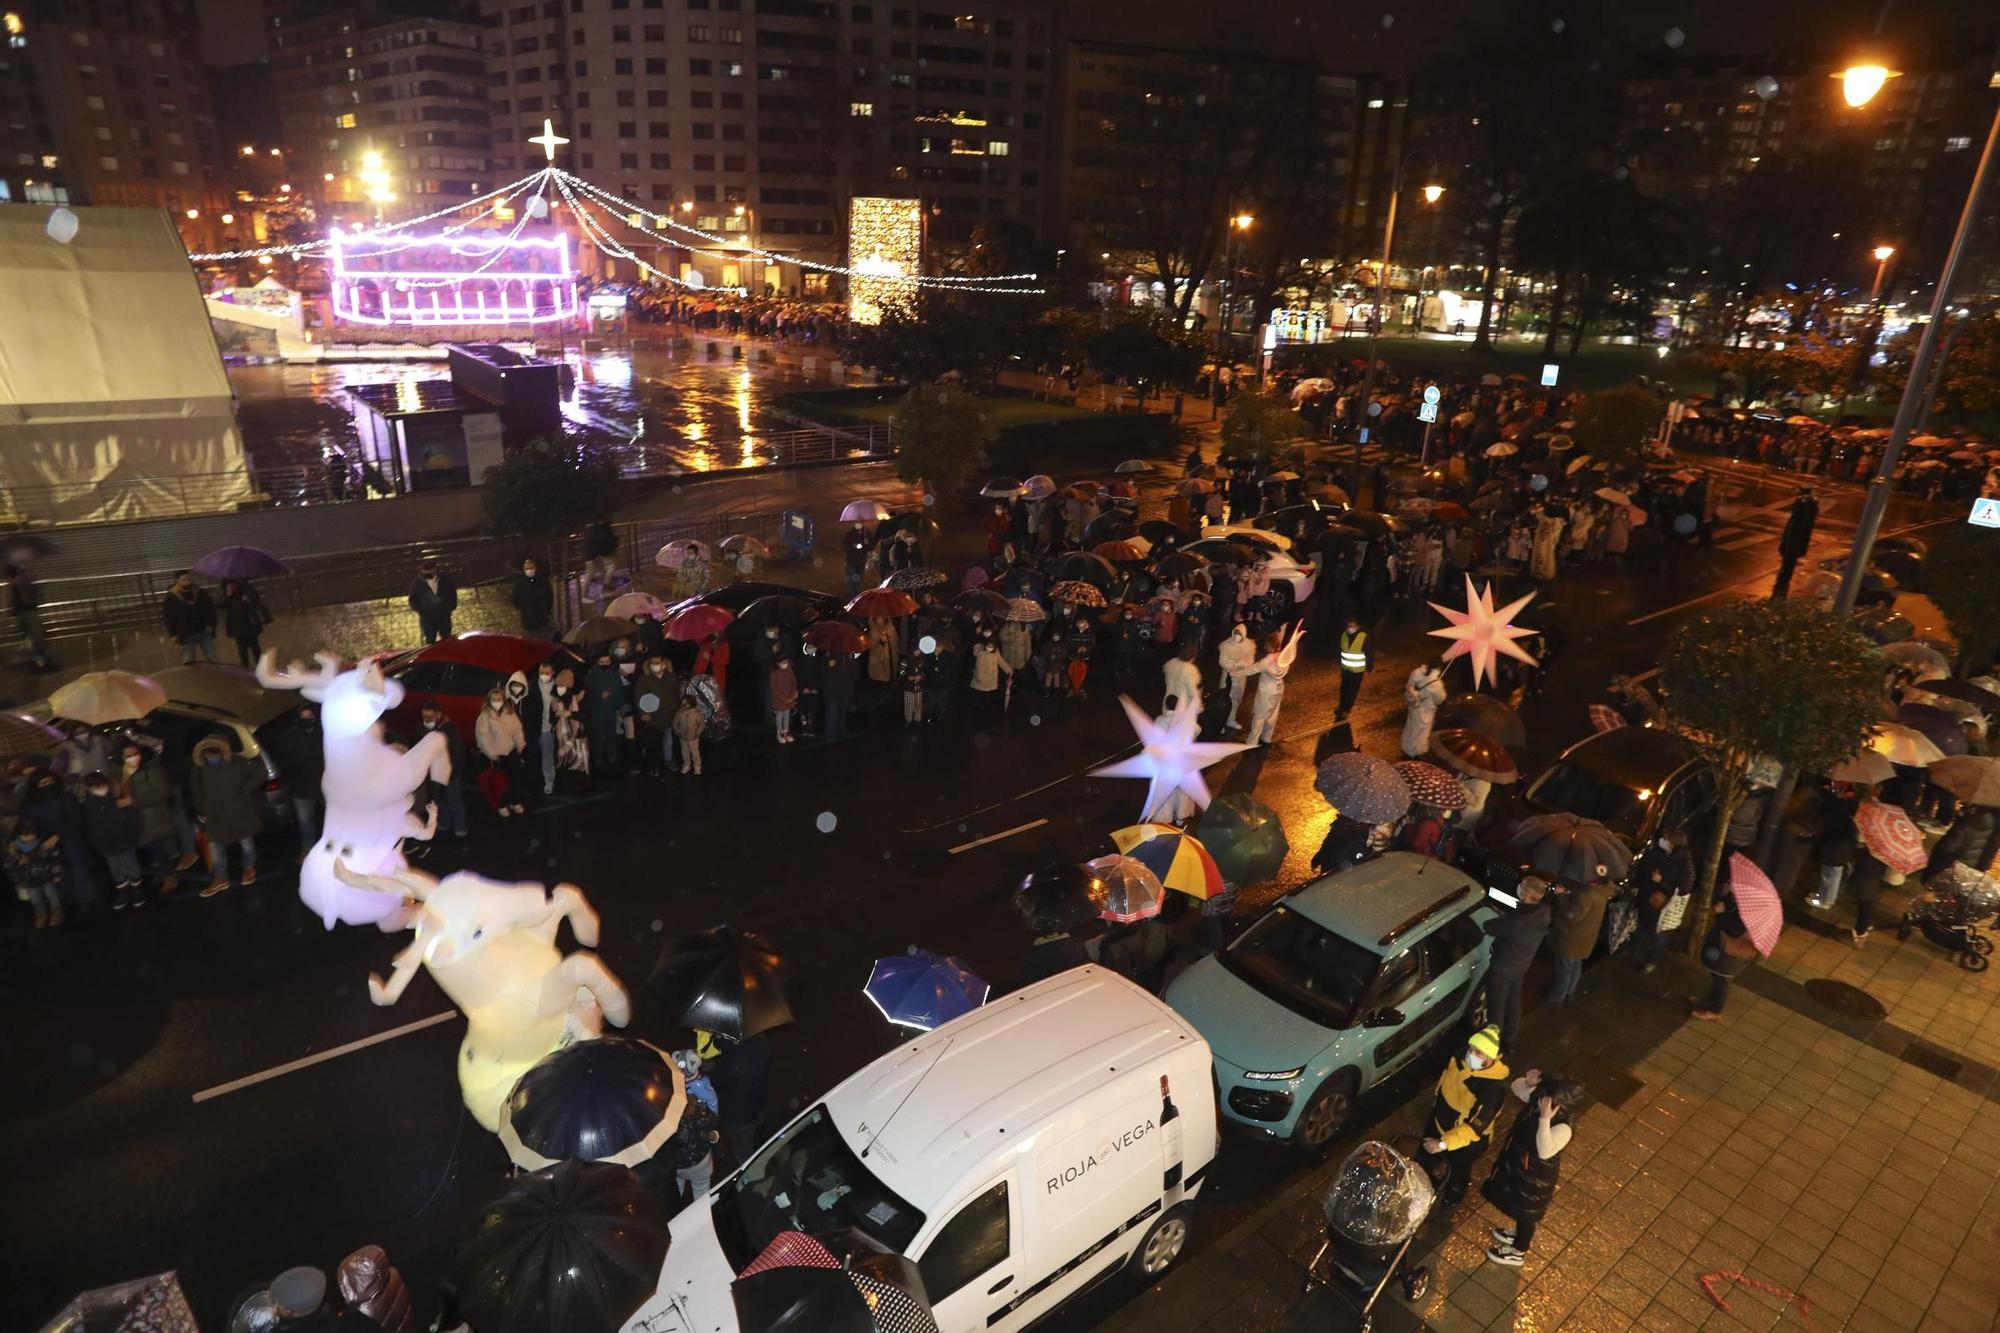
left=1392, top=760, right=1469, bottom=811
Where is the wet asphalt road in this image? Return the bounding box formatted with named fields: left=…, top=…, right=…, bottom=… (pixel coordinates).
left=0, top=458, right=1953, bottom=1329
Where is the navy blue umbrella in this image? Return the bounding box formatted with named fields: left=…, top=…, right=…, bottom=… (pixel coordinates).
left=192, top=545, right=289, bottom=579
left=864, top=947, right=988, bottom=1031
left=500, top=1037, right=686, bottom=1171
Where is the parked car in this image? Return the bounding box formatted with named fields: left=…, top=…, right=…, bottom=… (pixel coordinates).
left=668, top=580, right=846, bottom=625
left=1514, top=725, right=1716, bottom=860
left=377, top=632, right=577, bottom=736
left=1180, top=537, right=1318, bottom=604
left=1165, top=852, right=1495, bottom=1150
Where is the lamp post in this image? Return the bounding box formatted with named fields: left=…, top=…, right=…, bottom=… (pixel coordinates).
left=1352, top=156, right=1443, bottom=497
left=1831, top=66, right=1999, bottom=617
left=1215, top=211, right=1254, bottom=363
left=1848, top=243, right=1896, bottom=396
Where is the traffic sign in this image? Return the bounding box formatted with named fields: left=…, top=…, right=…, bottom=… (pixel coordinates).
left=1971, top=497, right=2000, bottom=529
left=1422, top=384, right=1441, bottom=406
left=1418, top=402, right=1439, bottom=423
left=1540, top=363, right=1560, bottom=387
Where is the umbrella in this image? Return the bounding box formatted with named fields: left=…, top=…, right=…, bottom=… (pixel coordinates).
left=48, top=670, right=167, bottom=725
left=864, top=947, right=989, bottom=1031
left=1894, top=703, right=1971, bottom=757
left=1828, top=750, right=1896, bottom=784
left=452, top=1160, right=669, bottom=1333
left=732, top=1231, right=941, bottom=1333
left=883, top=567, right=949, bottom=592
left=1313, top=752, right=1412, bottom=824
left=979, top=478, right=1023, bottom=498
left=1109, top=823, right=1225, bottom=900
left=605, top=591, right=670, bottom=620
left=1192, top=540, right=1261, bottom=566
left=646, top=925, right=795, bottom=1042
left=1392, top=759, right=1469, bottom=810
left=500, top=1037, right=686, bottom=1172
left=1794, top=569, right=1843, bottom=601
left=1177, top=477, right=1215, bottom=497
left=1003, top=597, right=1046, bottom=624
left=738, top=594, right=815, bottom=630
left=951, top=587, right=1010, bottom=616
left=1092, top=540, right=1149, bottom=565
left=847, top=587, right=919, bottom=619
left=663, top=603, right=735, bottom=641
left=1194, top=794, right=1291, bottom=887
left=1153, top=551, right=1208, bottom=582
left=1852, top=607, right=1915, bottom=645
left=1587, top=703, right=1627, bottom=734
left=0, top=532, right=60, bottom=564
left=1566, top=455, right=1596, bottom=476
left=656, top=538, right=712, bottom=566
left=1485, top=442, right=1519, bottom=458
left=1930, top=755, right=2000, bottom=807
left=803, top=620, right=868, bottom=655
left=839, top=500, right=892, bottom=523
left=913, top=604, right=959, bottom=625
left=1115, top=459, right=1153, bottom=474
left=1911, top=677, right=2000, bottom=715
left=1435, top=694, right=1527, bottom=748
left=1050, top=580, right=1107, bottom=608
left=1266, top=470, right=1302, bottom=483
left=192, top=544, right=288, bottom=579
left=1429, top=728, right=1518, bottom=784
left=1020, top=474, right=1058, bottom=500
left=1881, top=641, right=1950, bottom=680
left=1593, top=487, right=1631, bottom=505
left=1138, top=519, right=1186, bottom=545
left=0, top=713, right=62, bottom=760
left=1512, top=813, right=1632, bottom=884
left=1083, top=854, right=1166, bottom=923
left=1014, top=863, right=1100, bottom=931
left=1854, top=800, right=1927, bottom=874
left=1050, top=552, right=1117, bottom=587
left=1725, top=853, right=1783, bottom=956
left=720, top=534, right=770, bottom=559
left=1867, top=722, right=1945, bottom=768
left=564, top=615, right=639, bottom=650
left=43, top=1274, right=199, bottom=1333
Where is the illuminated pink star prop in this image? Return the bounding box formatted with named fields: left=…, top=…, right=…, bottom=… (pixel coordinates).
left=1091, top=695, right=1250, bottom=823
left=1428, top=575, right=1539, bottom=689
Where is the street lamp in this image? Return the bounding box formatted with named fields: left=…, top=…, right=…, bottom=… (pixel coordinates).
left=1215, top=212, right=1254, bottom=362
left=1353, top=155, right=1443, bottom=494
left=1831, top=66, right=1999, bottom=616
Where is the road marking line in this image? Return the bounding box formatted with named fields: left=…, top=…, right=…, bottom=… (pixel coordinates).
left=192, top=1011, right=457, bottom=1104
left=948, top=818, right=1050, bottom=855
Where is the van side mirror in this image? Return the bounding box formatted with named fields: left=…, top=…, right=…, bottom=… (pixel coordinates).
left=1363, top=1007, right=1404, bottom=1029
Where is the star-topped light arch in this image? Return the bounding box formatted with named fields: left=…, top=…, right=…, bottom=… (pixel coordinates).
left=1427, top=575, right=1539, bottom=689
left=1091, top=696, right=1250, bottom=824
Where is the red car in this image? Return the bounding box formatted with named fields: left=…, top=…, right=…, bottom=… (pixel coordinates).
left=378, top=633, right=580, bottom=737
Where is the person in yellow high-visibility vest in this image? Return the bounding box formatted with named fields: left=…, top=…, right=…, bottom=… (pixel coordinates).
left=1336, top=616, right=1373, bottom=719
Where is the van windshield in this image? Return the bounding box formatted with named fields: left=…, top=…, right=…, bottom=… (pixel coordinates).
left=711, top=1104, right=927, bottom=1270
left=1217, top=905, right=1378, bottom=1030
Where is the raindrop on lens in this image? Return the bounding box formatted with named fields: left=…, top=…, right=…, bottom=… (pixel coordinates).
left=1550, top=17, right=1564, bottom=32
left=1379, top=13, right=1393, bottom=27
left=816, top=811, right=838, bottom=833
left=1755, top=76, right=1778, bottom=101
left=1664, top=27, right=1684, bottom=48
left=1029, top=713, right=1042, bottom=726
left=919, top=634, right=938, bottom=654
left=737, top=555, right=754, bottom=574
left=650, top=918, right=664, bottom=932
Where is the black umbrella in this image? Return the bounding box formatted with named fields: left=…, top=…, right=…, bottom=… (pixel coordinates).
left=1194, top=541, right=1262, bottom=566
left=452, top=1161, right=670, bottom=1333
left=738, top=594, right=815, bottom=630
left=1138, top=520, right=1185, bottom=548
left=1014, top=863, right=1099, bottom=932
left=1895, top=703, right=1972, bottom=757
left=1345, top=511, right=1391, bottom=536
left=914, top=603, right=961, bottom=623
left=646, top=925, right=795, bottom=1042
left=1313, top=753, right=1412, bottom=824
left=1048, top=552, right=1116, bottom=588
left=884, top=567, right=949, bottom=592
left=1152, top=551, right=1208, bottom=581
left=733, top=1230, right=940, bottom=1333
left=1913, top=677, right=2000, bottom=717
left=1434, top=694, right=1527, bottom=749
left=0, top=532, right=61, bottom=564
left=500, top=1037, right=687, bottom=1171
left=952, top=587, right=1010, bottom=615
left=1512, top=813, right=1631, bottom=884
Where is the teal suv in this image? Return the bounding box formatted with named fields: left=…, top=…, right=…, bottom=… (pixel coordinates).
left=1164, top=852, right=1496, bottom=1149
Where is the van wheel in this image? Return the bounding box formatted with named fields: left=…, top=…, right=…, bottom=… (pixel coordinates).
left=1294, top=1073, right=1356, bottom=1152
left=1130, top=1204, right=1193, bottom=1280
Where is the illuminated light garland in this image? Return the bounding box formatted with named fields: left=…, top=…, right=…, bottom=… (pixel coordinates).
left=396, top=175, right=550, bottom=289
left=187, top=170, right=549, bottom=262
left=552, top=174, right=707, bottom=290
left=329, top=227, right=578, bottom=327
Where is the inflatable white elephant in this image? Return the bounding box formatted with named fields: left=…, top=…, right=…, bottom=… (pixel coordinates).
left=255, top=651, right=451, bottom=930
left=333, top=860, right=631, bottom=1132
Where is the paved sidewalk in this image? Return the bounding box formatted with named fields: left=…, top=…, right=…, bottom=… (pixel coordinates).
left=1101, top=896, right=2000, bottom=1333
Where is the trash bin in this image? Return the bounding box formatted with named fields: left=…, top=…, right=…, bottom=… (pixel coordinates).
left=780, top=509, right=814, bottom=562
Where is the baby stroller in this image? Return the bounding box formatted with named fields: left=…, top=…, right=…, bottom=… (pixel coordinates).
left=1898, top=863, right=2000, bottom=972
left=1304, top=1140, right=1433, bottom=1330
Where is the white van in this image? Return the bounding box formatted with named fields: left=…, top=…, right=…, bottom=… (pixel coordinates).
left=624, top=966, right=1219, bottom=1333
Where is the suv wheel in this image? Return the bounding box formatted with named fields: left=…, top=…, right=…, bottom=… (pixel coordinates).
left=1294, top=1072, right=1356, bottom=1152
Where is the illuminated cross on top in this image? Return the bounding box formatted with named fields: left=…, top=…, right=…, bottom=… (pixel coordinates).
left=528, top=118, right=570, bottom=163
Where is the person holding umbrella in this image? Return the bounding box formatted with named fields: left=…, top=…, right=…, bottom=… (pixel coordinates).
left=1400, top=660, right=1447, bottom=759
left=1545, top=874, right=1614, bottom=1007
left=1484, top=875, right=1552, bottom=1054
left=219, top=578, right=272, bottom=668
left=1692, top=881, right=1755, bottom=1022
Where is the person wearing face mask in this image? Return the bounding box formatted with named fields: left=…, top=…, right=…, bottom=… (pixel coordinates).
left=1216, top=623, right=1255, bottom=730
left=1162, top=643, right=1201, bottom=715
left=509, top=557, right=555, bottom=638
left=526, top=665, right=559, bottom=796
left=117, top=744, right=183, bottom=895
left=17, top=764, right=99, bottom=916
left=583, top=651, right=626, bottom=776
left=768, top=656, right=800, bottom=744
left=81, top=770, right=143, bottom=911
left=1336, top=616, right=1372, bottom=719
left=1244, top=627, right=1303, bottom=746
left=1112, top=604, right=1146, bottom=681
left=1419, top=1024, right=1512, bottom=1214
left=1400, top=660, right=1447, bottom=760
left=51, top=723, right=111, bottom=794
left=265, top=703, right=325, bottom=857
left=1626, top=829, right=1692, bottom=973
left=550, top=669, right=589, bottom=778
left=634, top=655, right=682, bottom=775
left=190, top=736, right=263, bottom=897
left=1063, top=616, right=1094, bottom=699
left=160, top=571, right=218, bottom=663
left=6, top=821, right=65, bottom=928
left=407, top=558, right=459, bottom=644
left=416, top=701, right=468, bottom=837
left=474, top=687, right=527, bottom=815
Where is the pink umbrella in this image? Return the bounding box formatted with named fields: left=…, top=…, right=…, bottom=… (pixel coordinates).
left=1854, top=800, right=1928, bottom=874
left=1726, top=853, right=1783, bottom=956
left=1588, top=703, right=1627, bottom=734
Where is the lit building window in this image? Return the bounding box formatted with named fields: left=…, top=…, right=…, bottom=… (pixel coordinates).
left=988, top=139, right=1009, bottom=156
left=850, top=101, right=873, bottom=116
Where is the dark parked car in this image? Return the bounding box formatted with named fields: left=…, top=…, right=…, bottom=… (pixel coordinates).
left=1507, top=726, right=1718, bottom=870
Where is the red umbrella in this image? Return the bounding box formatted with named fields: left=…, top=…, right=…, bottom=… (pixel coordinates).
left=802, top=621, right=867, bottom=655
left=846, top=587, right=918, bottom=619
left=1854, top=800, right=1927, bottom=874
left=663, top=603, right=734, bottom=642
left=1092, top=540, right=1148, bottom=564
left=1726, top=852, right=1783, bottom=956
left=1428, top=728, right=1518, bottom=784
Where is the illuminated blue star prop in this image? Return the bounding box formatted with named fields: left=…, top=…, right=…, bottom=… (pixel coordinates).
left=1091, top=695, right=1250, bottom=824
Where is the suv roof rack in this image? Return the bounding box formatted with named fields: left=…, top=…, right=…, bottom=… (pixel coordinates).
left=1378, top=884, right=1472, bottom=948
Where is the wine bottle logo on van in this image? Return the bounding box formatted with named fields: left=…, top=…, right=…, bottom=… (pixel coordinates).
left=1046, top=1117, right=1157, bottom=1194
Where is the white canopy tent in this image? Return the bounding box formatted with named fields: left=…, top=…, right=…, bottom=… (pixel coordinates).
left=0, top=206, right=249, bottom=525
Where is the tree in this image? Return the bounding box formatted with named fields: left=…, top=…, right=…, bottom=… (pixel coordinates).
left=891, top=381, right=996, bottom=503
left=1880, top=309, right=2000, bottom=421
left=1570, top=386, right=1666, bottom=465
left=481, top=436, right=620, bottom=546
left=839, top=292, right=1038, bottom=389
left=1660, top=600, right=1883, bottom=951
left=1217, top=390, right=1303, bottom=465
left=1083, top=311, right=1205, bottom=402
left=1922, top=526, right=2000, bottom=679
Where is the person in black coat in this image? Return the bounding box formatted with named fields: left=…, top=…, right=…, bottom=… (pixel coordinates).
left=407, top=559, right=459, bottom=645
left=509, top=557, right=556, bottom=638
left=161, top=572, right=218, bottom=663
left=1311, top=813, right=1376, bottom=876
left=1015, top=930, right=1090, bottom=989
left=699, top=1030, right=771, bottom=1163
left=1626, top=830, right=1692, bottom=973
left=1482, top=1071, right=1583, bottom=1266
left=821, top=649, right=858, bottom=741
left=16, top=765, right=100, bottom=912
left=266, top=702, right=326, bottom=850
left=1771, top=488, right=1818, bottom=599
left=1483, top=876, right=1552, bottom=1054
left=842, top=523, right=871, bottom=595
left=414, top=701, right=468, bottom=837
left=220, top=578, right=271, bottom=668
